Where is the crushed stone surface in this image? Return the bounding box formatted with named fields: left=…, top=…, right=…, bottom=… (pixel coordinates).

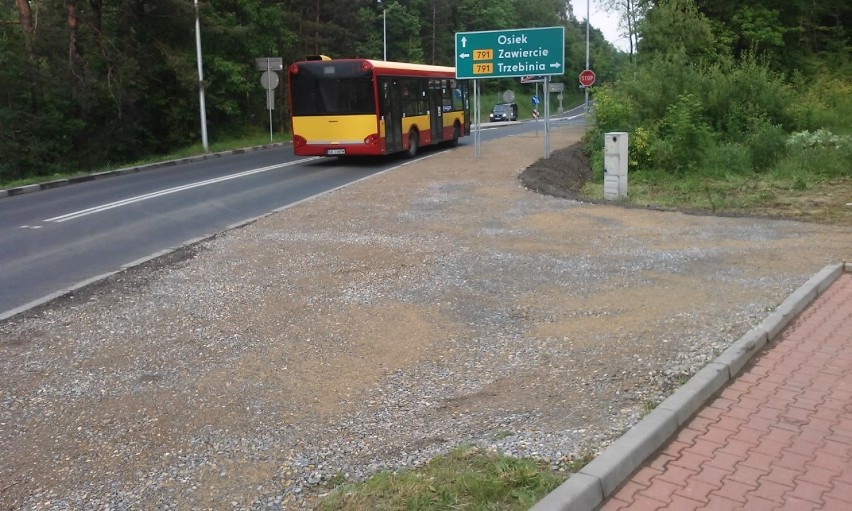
left=2, top=126, right=850, bottom=509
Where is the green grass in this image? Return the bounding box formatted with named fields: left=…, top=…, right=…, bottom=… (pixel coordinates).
left=583, top=173, right=852, bottom=225
left=315, top=445, right=579, bottom=511
left=0, top=132, right=290, bottom=189
left=584, top=139, right=852, bottom=226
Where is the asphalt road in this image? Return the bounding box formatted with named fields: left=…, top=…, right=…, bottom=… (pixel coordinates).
left=0, top=106, right=587, bottom=318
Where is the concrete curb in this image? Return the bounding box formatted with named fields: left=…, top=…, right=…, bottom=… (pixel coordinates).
left=530, top=262, right=848, bottom=511
left=0, top=142, right=288, bottom=199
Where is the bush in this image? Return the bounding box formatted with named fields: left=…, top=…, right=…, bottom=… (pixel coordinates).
left=652, top=93, right=714, bottom=172
left=698, top=142, right=752, bottom=177
left=746, top=120, right=787, bottom=172
left=786, top=77, right=852, bottom=133
left=701, top=55, right=793, bottom=140
left=774, top=131, right=852, bottom=180
left=629, top=126, right=654, bottom=171
left=591, top=84, right=634, bottom=134
left=786, top=129, right=852, bottom=151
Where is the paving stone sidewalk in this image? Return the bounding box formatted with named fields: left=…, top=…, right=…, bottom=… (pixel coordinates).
left=601, top=272, right=852, bottom=510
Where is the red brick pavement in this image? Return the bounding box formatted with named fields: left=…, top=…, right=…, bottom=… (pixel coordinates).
left=601, top=273, right=852, bottom=511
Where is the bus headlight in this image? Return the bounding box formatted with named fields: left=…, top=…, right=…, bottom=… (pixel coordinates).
left=293, top=135, right=307, bottom=147
left=364, top=134, right=378, bottom=145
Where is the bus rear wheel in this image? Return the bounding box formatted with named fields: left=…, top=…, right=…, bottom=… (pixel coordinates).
left=406, top=130, right=419, bottom=158
left=450, top=123, right=460, bottom=146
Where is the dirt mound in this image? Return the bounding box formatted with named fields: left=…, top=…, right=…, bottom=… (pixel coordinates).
left=518, top=143, right=591, bottom=199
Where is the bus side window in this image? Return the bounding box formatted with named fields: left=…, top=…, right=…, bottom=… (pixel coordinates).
left=401, top=78, right=416, bottom=116
left=381, top=79, right=391, bottom=117
left=452, top=88, right=463, bottom=111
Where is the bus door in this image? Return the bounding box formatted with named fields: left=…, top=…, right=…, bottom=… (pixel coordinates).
left=428, top=79, right=443, bottom=142
left=380, top=78, right=402, bottom=153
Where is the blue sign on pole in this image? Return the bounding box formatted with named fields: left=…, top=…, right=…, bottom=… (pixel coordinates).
left=531, top=95, right=540, bottom=106
left=455, top=27, right=565, bottom=80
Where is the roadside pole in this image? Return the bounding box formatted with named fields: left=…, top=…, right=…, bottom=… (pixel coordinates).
left=544, top=76, right=551, bottom=158
left=585, top=0, right=590, bottom=115
left=266, top=60, right=273, bottom=143
left=473, top=79, right=481, bottom=158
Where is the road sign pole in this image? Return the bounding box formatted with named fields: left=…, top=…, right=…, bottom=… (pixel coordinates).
left=544, top=76, right=550, bottom=158
left=473, top=79, right=480, bottom=158
left=194, top=0, right=209, bottom=152
left=585, top=0, right=590, bottom=115
left=267, top=61, right=273, bottom=143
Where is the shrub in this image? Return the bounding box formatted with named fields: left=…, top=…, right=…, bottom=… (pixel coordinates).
left=746, top=120, right=787, bottom=172
left=786, top=77, right=852, bottom=133
left=652, top=93, right=714, bottom=172
left=698, top=141, right=752, bottom=177
left=629, top=125, right=654, bottom=171
left=786, top=129, right=852, bottom=151
left=591, top=84, right=633, bottom=134
left=774, top=134, right=852, bottom=180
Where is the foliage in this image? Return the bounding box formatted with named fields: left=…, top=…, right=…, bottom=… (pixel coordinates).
left=786, top=130, right=852, bottom=151
left=581, top=0, right=850, bottom=224
left=586, top=0, right=848, bottom=181
left=637, top=0, right=721, bottom=64
left=0, top=0, right=618, bottom=184
left=654, top=93, right=714, bottom=172
left=786, top=76, right=852, bottom=133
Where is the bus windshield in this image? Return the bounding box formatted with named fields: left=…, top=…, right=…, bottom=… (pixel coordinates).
left=290, top=62, right=376, bottom=116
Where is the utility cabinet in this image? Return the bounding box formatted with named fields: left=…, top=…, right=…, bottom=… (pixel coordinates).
left=604, top=132, right=628, bottom=200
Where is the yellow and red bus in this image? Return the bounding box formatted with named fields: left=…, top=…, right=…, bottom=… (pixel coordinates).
left=287, top=58, right=469, bottom=157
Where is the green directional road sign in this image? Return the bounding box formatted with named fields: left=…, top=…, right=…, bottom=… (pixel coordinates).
left=455, top=27, right=565, bottom=79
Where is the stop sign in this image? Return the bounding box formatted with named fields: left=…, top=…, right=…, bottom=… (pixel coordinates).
left=579, top=69, right=596, bottom=87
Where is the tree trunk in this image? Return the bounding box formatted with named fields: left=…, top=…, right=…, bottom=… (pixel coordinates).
left=15, top=0, right=35, bottom=60
left=89, top=0, right=103, bottom=32
left=626, top=0, right=635, bottom=59
left=315, top=0, right=321, bottom=54
left=67, top=0, right=86, bottom=73
left=432, top=1, right=436, bottom=64
left=15, top=0, right=39, bottom=111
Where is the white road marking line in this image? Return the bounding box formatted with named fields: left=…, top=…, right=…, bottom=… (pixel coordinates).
left=44, top=158, right=318, bottom=223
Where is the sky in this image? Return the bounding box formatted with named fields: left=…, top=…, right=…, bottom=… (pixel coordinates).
left=570, top=0, right=630, bottom=52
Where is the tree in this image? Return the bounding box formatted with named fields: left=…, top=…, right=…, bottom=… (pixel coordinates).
left=0, top=0, right=632, bottom=182
left=637, top=0, right=719, bottom=64
left=598, top=0, right=650, bottom=59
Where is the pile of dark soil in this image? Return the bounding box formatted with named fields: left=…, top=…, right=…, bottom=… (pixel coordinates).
left=518, top=142, right=592, bottom=199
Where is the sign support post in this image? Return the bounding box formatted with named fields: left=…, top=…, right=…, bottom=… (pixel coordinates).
left=266, top=60, right=273, bottom=142
left=472, top=79, right=478, bottom=158
left=585, top=0, right=590, bottom=115
left=193, top=0, right=209, bottom=152
left=544, top=76, right=550, bottom=157
left=256, top=57, right=283, bottom=143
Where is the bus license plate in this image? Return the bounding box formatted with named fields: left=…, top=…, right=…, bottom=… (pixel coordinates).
left=327, top=149, right=345, bottom=155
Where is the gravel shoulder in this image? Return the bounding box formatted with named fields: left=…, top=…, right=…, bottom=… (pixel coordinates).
left=2, top=126, right=850, bottom=509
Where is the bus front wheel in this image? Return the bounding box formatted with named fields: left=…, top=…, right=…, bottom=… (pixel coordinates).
left=406, top=130, right=419, bottom=158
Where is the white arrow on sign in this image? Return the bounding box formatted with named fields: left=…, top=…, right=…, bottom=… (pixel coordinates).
left=459, top=52, right=470, bottom=59
left=461, top=36, right=467, bottom=48
left=549, top=62, right=561, bottom=68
